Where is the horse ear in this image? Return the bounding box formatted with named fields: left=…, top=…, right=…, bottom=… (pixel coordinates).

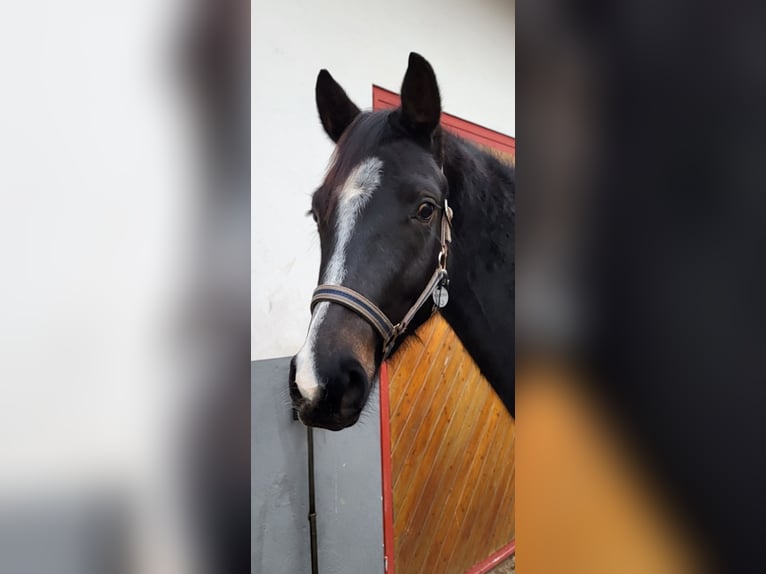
left=400, top=52, right=442, bottom=135
left=316, top=69, right=361, bottom=143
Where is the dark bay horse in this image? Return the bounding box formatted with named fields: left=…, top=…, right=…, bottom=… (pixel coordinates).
left=289, top=53, right=514, bottom=430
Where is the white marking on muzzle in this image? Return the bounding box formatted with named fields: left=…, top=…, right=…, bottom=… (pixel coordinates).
left=294, top=157, right=383, bottom=401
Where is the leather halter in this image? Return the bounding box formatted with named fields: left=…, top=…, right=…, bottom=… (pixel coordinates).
left=310, top=199, right=454, bottom=359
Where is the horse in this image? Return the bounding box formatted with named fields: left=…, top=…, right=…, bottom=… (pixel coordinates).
left=289, top=53, right=515, bottom=430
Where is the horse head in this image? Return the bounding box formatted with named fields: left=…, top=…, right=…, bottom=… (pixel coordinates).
left=290, top=53, right=451, bottom=430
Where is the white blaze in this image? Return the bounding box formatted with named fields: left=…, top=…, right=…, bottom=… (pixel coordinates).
left=294, top=157, right=383, bottom=401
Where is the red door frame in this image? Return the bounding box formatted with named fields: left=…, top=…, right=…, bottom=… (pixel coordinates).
left=372, top=85, right=515, bottom=156
left=375, top=85, right=515, bottom=573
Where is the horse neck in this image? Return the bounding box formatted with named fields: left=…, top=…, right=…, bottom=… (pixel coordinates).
left=439, top=133, right=515, bottom=413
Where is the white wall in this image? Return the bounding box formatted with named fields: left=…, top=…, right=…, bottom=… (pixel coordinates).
left=252, top=0, right=515, bottom=359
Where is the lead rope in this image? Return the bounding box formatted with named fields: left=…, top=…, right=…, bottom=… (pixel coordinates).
left=307, top=426, right=319, bottom=574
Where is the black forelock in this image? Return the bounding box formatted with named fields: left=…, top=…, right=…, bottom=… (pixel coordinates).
left=312, top=111, right=394, bottom=221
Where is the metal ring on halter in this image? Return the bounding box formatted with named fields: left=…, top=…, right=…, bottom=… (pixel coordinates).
left=382, top=324, right=403, bottom=358
left=438, top=248, right=448, bottom=270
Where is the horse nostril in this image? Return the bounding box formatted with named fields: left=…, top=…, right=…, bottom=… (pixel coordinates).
left=340, top=359, right=368, bottom=412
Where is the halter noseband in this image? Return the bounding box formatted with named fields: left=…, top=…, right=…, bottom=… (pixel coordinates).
left=310, top=199, right=454, bottom=359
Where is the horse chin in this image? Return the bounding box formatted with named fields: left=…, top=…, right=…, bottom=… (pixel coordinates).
left=298, top=409, right=361, bottom=431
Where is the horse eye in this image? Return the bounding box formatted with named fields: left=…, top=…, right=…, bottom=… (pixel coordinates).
left=307, top=209, right=319, bottom=223
left=416, top=202, right=436, bottom=221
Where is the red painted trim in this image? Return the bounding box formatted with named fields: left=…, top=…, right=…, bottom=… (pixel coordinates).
left=372, top=85, right=515, bottom=157
left=378, top=361, right=395, bottom=574
left=463, top=540, right=516, bottom=574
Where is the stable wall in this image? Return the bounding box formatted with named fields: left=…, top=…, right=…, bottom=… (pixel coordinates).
left=252, top=358, right=385, bottom=574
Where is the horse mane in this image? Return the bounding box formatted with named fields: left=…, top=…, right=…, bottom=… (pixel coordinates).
left=442, top=130, right=516, bottom=224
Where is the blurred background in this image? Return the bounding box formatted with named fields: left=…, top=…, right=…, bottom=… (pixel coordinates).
left=518, top=1, right=766, bottom=572
left=0, top=0, right=248, bottom=572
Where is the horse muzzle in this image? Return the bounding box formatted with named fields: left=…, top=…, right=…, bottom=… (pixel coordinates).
left=289, top=353, right=371, bottom=431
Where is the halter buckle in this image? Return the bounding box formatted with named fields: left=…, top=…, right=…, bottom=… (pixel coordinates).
left=438, top=247, right=448, bottom=270
left=382, top=323, right=404, bottom=358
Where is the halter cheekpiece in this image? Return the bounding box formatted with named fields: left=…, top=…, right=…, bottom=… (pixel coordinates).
left=310, top=198, right=454, bottom=359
